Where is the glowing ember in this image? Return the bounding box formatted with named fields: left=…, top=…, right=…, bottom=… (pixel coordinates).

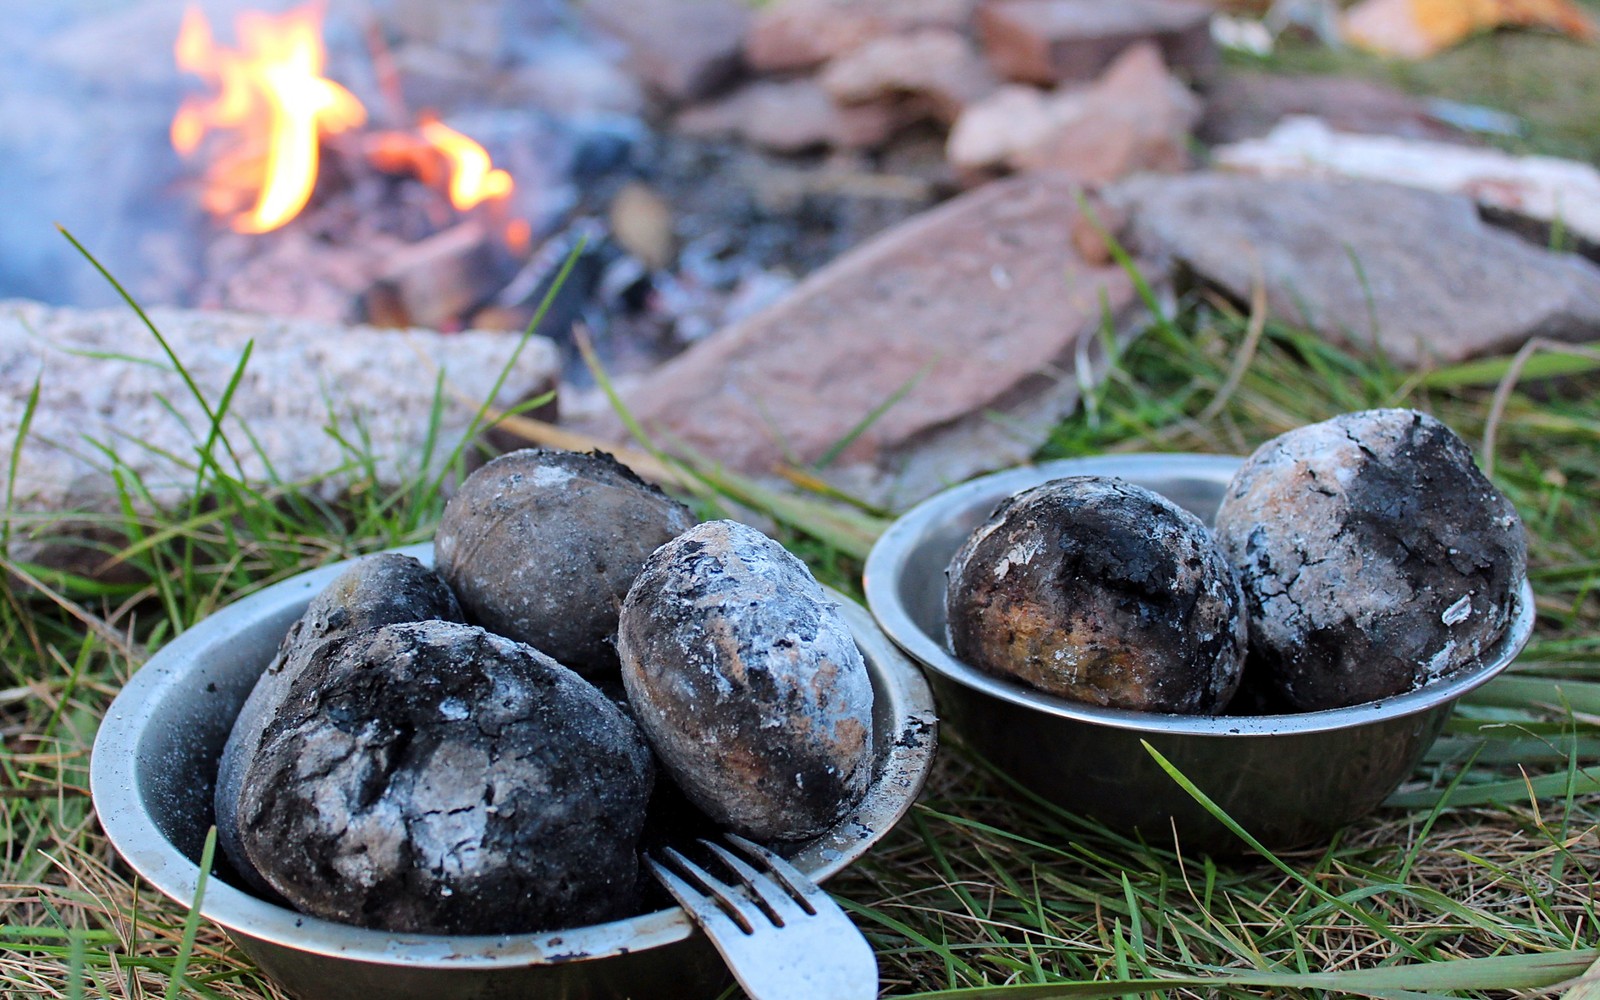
left=172, top=4, right=366, bottom=234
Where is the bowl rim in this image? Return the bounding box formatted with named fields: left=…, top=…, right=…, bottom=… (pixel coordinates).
left=863, top=452, right=1535, bottom=738
left=91, top=543, right=936, bottom=970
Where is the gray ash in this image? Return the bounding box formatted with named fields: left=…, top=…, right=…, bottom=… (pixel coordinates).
left=235, top=619, right=655, bottom=935
left=434, top=448, right=696, bottom=679
left=1214, top=408, right=1527, bottom=711
left=618, top=519, right=874, bottom=842
left=945, top=477, right=1247, bottom=714
left=215, top=552, right=463, bottom=898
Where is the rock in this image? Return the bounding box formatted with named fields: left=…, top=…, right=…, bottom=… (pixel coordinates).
left=675, top=79, right=904, bottom=153
left=1109, top=173, right=1600, bottom=367
left=1, top=301, right=560, bottom=567
left=1213, top=117, right=1600, bottom=249
left=574, top=172, right=1163, bottom=509
left=819, top=28, right=999, bottom=126
left=745, top=0, right=980, bottom=73
left=976, top=0, right=1216, bottom=85
left=948, top=43, right=1199, bottom=184
left=1199, top=71, right=1478, bottom=146
left=608, top=182, right=676, bottom=271
left=945, top=84, right=1058, bottom=179
left=582, top=0, right=750, bottom=103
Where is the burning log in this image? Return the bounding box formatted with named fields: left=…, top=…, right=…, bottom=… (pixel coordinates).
left=360, top=219, right=512, bottom=330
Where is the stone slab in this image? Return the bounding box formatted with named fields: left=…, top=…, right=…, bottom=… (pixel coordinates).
left=949, top=42, right=1199, bottom=183
left=745, top=0, right=980, bottom=72
left=575, top=172, right=1162, bottom=509
left=1110, top=173, right=1600, bottom=368
left=1198, top=71, right=1477, bottom=146
left=1213, top=116, right=1600, bottom=248
left=819, top=28, right=999, bottom=125
left=2, top=301, right=560, bottom=563
left=976, top=0, right=1216, bottom=85
left=675, top=79, right=904, bottom=153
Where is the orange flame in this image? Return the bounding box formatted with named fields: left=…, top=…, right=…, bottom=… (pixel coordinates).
left=368, top=116, right=516, bottom=213
left=418, top=119, right=514, bottom=210
left=172, top=4, right=366, bottom=233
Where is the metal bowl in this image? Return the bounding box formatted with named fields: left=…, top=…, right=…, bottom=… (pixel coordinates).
left=92, top=544, right=936, bottom=1000
left=864, top=454, right=1534, bottom=853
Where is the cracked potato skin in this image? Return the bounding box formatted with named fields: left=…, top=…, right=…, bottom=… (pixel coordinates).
left=945, top=477, right=1247, bottom=714
left=1213, top=409, right=1527, bottom=711
left=235, top=620, right=655, bottom=935
left=435, top=449, right=696, bottom=679
left=618, top=520, right=874, bottom=842
left=216, top=553, right=463, bottom=898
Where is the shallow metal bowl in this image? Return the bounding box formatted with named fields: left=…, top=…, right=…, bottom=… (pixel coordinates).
left=863, top=454, right=1533, bottom=853
left=92, top=544, right=936, bottom=1000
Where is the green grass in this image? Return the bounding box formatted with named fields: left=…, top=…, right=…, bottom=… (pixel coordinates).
left=3, top=264, right=1598, bottom=999
left=1230, top=0, right=1600, bottom=161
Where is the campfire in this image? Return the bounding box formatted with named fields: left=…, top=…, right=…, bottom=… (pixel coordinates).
left=173, top=5, right=517, bottom=233
left=168, top=3, right=555, bottom=338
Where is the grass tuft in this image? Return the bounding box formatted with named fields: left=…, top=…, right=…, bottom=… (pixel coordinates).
left=1, top=239, right=1596, bottom=997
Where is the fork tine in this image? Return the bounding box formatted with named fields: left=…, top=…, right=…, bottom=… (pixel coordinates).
left=722, top=833, right=819, bottom=915
left=697, top=838, right=806, bottom=926
left=651, top=836, right=880, bottom=1000
left=651, top=846, right=756, bottom=934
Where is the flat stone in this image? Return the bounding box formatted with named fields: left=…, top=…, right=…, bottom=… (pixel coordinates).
left=675, top=79, right=904, bottom=153
left=1198, top=71, right=1477, bottom=145
left=976, top=0, right=1216, bottom=85
left=745, top=0, right=980, bottom=73
left=1, top=301, right=559, bottom=565
left=583, top=0, right=750, bottom=103
left=950, top=42, right=1198, bottom=183
left=575, top=172, right=1161, bottom=508
left=819, top=28, right=999, bottom=125
left=1109, top=173, right=1600, bottom=368
left=1213, top=117, right=1600, bottom=249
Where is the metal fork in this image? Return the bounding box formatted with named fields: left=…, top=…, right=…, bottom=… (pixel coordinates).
left=647, top=833, right=878, bottom=1000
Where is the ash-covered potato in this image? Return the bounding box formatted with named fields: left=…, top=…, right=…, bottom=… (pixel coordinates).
left=1214, top=408, right=1527, bottom=711
left=618, top=520, right=874, bottom=842
left=435, top=449, right=696, bottom=679
left=235, top=620, right=655, bottom=935
left=216, top=553, right=463, bottom=897
left=946, top=477, right=1247, bottom=714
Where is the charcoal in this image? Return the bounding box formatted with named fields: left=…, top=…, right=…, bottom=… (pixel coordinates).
left=235, top=620, right=655, bottom=935
left=945, top=476, right=1247, bottom=714
left=618, top=519, right=874, bottom=841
